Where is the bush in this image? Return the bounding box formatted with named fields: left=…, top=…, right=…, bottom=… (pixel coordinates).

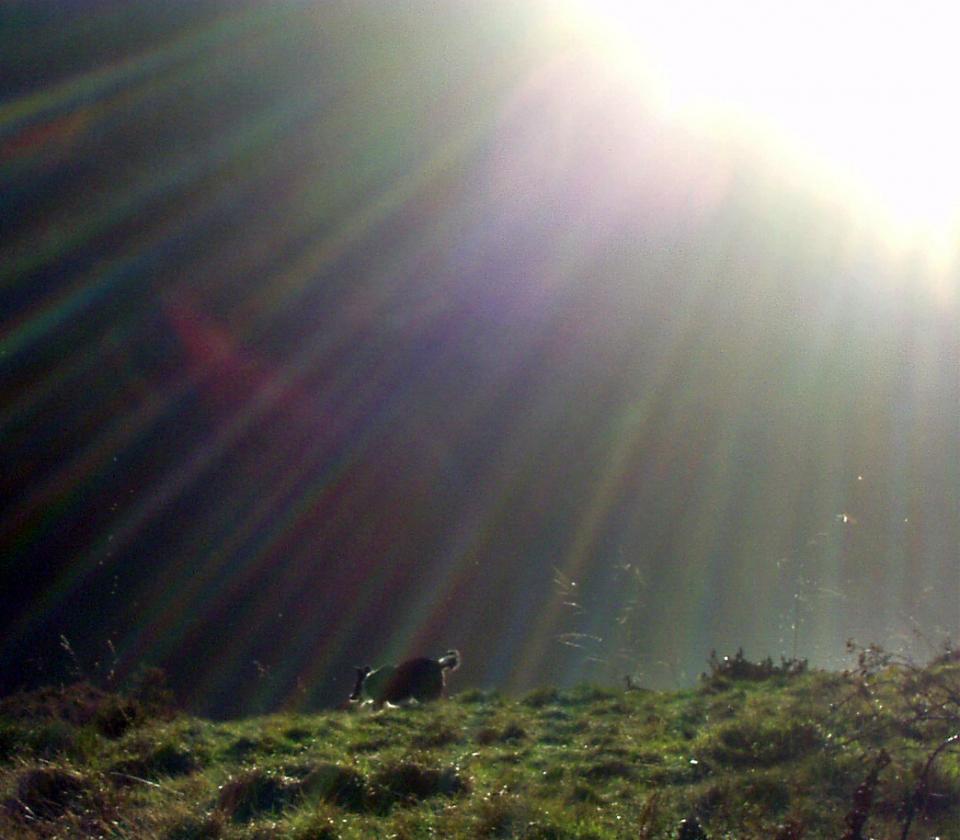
left=702, top=649, right=807, bottom=689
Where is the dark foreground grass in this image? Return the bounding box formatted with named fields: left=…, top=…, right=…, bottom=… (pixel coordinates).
left=1, top=659, right=958, bottom=839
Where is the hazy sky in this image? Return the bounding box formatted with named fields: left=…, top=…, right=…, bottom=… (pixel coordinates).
left=1, top=0, right=957, bottom=716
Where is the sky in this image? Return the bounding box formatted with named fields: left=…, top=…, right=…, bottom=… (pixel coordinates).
left=1, top=0, right=958, bottom=717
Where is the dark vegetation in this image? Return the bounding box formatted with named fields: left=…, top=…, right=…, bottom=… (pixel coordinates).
left=1, top=645, right=958, bottom=838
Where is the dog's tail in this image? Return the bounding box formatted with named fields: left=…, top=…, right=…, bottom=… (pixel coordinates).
left=437, top=649, right=460, bottom=672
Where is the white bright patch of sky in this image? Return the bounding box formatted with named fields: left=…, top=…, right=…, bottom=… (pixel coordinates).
left=551, top=0, right=960, bottom=291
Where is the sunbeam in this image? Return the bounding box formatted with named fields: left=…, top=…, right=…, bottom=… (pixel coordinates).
left=556, top=0, right=960, bottom=292
left=2, top=1, right=957, bottom=717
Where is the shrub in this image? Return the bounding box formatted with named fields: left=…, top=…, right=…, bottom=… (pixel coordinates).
left=836, top=640, right=960, bottom=838
left=702, top=649, right=807, bottom=689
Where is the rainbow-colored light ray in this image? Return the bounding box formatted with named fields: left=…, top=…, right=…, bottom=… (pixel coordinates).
left=1, top=1, right=957, bottom=716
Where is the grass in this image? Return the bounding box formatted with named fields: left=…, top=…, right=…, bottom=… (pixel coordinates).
left=1, top=656, right=958, bottom=839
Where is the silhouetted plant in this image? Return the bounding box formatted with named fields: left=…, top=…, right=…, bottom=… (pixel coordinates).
left=837, top=639, right=960, bottom=839
left=840, top=749, right=889, bottom=840
left=898, top=732, right=960, bottom=840
left=701, top=648, right=807, bottom=688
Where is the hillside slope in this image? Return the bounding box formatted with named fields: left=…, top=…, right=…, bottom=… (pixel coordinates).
left=1, top=653, right=958, bottom=839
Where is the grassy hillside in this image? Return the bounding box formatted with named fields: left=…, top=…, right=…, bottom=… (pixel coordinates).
left=1, top=651, right=958, bottom=839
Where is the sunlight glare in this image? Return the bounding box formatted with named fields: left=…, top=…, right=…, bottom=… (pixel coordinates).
left=555, top=0, right=960, bottom=283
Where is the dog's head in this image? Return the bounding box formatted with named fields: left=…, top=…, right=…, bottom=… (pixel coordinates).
left=349, top=665, right=372, bottom=701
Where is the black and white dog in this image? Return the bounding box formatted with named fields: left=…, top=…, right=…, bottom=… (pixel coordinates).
left=350, top=650, right=460, bottom=709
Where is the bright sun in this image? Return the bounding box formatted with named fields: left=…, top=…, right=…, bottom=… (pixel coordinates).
left=554, top=0, right=960, bottom=277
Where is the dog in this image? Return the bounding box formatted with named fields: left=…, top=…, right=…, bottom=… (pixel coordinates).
left=350, top=650, right=460, bottom=709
